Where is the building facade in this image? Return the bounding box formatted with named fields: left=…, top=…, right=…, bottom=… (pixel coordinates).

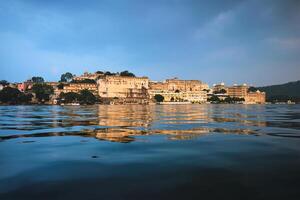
left=72, top=72, right=101, bottom=81
left=97, top=75, right=149, bottom=99
left=55, top=83, right=98, bottom=96
left=227, top=84, right=249, bottom=98
left=245, top=91, right=266, bottom=104
left=164, top=78, right=209, bottom=92
left=212, top=82, right=227, bottom=93
left=149, top=78, right=208, bottom=103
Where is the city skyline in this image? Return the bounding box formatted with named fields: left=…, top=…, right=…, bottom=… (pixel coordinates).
left=1, top=0, right=300, bottom=86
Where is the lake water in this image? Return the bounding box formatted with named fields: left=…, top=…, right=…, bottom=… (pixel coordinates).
left=0, top=104, right=300, bottom=200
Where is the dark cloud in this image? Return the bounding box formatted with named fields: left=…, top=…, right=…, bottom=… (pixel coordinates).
left=0, top=0, right=299, bottom=85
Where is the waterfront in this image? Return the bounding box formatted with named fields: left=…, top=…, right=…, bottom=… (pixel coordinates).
left=0, top=104, right=300, bottom=200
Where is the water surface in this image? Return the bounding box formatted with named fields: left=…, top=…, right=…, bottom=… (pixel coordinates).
left=0, top=104, right=300, bottom=200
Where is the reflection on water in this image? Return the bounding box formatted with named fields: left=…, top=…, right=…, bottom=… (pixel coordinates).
left=0, top=104, right=299, bottom=142
left=0, top=104, right=300, bottom=200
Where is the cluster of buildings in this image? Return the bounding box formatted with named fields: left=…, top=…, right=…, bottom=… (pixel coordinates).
left=211, top=83, right=266, bottom=104
left=1, top=71, right=266, bottom=104
left=149, top=78, right=209, bottom=103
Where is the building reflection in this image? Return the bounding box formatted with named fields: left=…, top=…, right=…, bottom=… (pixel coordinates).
left=0, top=105, right=268, bottom=143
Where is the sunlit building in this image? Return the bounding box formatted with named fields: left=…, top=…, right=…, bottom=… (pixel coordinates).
left=212, top=82, right=227, bottom=93
left=149, top=78, right=208, bottom=103
left=97, top=75, right=149, bottom=103
left=55, top=83, right=98, bottom=96
left=227, top=84, right=249, bottom=98
left=72, top=72, right=102, bottom=81
left=245, top=90, right=266, bottom=104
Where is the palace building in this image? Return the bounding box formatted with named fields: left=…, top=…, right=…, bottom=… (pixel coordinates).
left=56, top=83, right=98, bottom=96
left=97, top=75, right=149, bottom=103
left=226, top=84, right=249, bottom=98
left=149, top=78, right=208, bottom=103
left=245, top=91, right=266, bottom=104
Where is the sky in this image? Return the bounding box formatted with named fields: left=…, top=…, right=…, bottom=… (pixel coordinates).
left=0, top=0, right=300, bottom=86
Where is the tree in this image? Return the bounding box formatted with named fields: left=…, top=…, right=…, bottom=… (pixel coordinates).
left=175, top=89, right=180, bottom=93
left=223, top=97, right=245, bottom=103
left=95, top=71, right=104, bottom=74
left=104, top=71, right=116, bottom=76
left=57, top=83, right=64, bottom=89
left=0, top=87, right=21, bottom=104
left=214, top=89, right=227, bottom=94
left=32, top=83, right=54, bottom=103
left=60, top=72, right=74, bottom=82
left=18, top=93, right=33, bottom=104
left=31, top=76, right=44, bottom=83
left=79, top=89, right=97, bottom=105
left=60, top=92, right=80, bottom=103
left=154, top=94, right=164, bottom=102
left=208, top=95, right=221, bottom=103
left=0, top=80, right=9, bottom=86
left=248, top=87, right=258, bottom=92
left=70, top=79, right=96, bottom=84
left=120, top=70, right=135, bottom=77
left=0, top=87, right=32, bottom=104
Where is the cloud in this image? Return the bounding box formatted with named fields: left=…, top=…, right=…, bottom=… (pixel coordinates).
left=193, top=10, right=235, bottom=40
left=266, top=37, right=300, bottom=49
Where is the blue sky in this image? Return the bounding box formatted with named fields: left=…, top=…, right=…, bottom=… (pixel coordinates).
left=0, top=0, right=299, bottom=86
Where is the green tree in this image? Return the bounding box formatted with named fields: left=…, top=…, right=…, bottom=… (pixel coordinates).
left=60, top=72, right=74, bottom=82
left=32, top=83, right=54, bottom=103
left=95, top=71, right=104, bottom=74
left=57, top=83, right=64, bottom=89
left=120, top=70, right=135, bottom=77
left=248, top=87, right=258, bottom=92
left=104, top=71, right=116, bottom=76
left=224, top=97, right=245, bottom=103
left=208, top=95, right=221, bottom=103
left=0, top=87, right=21, bottom=104
left=214, top=89, right=227, bottom=94
left=0, top=80, right=9, bottom=86
left=18, top=93, right=33, bottom=104
left=60, top=92, right=80, bottom=103
left=0, top=87, right=32, bottom=104
left=70, top=79, right=96, bottom=84
left=154, top=94, right=164, bottom=102
left=79, top=89, right=97, bottom=105
left=31, top=76, right=44, bottom=83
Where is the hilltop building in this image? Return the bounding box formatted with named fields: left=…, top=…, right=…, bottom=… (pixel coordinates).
left=17, top=80, right=34, bottom=92
left=97, top=75, right=149, bottom=104
left=72, top=72, right=102, bottom=81
left=55, top=82, right=98, bottom=97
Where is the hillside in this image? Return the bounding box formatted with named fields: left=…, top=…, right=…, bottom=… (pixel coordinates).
left=257, top=80, right=300, bottom=102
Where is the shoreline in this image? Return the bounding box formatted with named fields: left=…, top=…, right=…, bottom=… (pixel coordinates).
left=0, top=102, right=298, bottom=106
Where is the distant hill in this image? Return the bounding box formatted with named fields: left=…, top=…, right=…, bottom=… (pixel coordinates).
left=257, top=80, right=300, bottom=102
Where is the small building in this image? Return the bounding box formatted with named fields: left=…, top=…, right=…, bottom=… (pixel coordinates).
left=212, top=82, right=227, bottom=93
left=227, top=84, right=249, bottom=98
left=72, top=72, right=102, bottom=81
left=55, top=83, right=98, bottom=96
left=245, top=90, right=266, bottom=104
